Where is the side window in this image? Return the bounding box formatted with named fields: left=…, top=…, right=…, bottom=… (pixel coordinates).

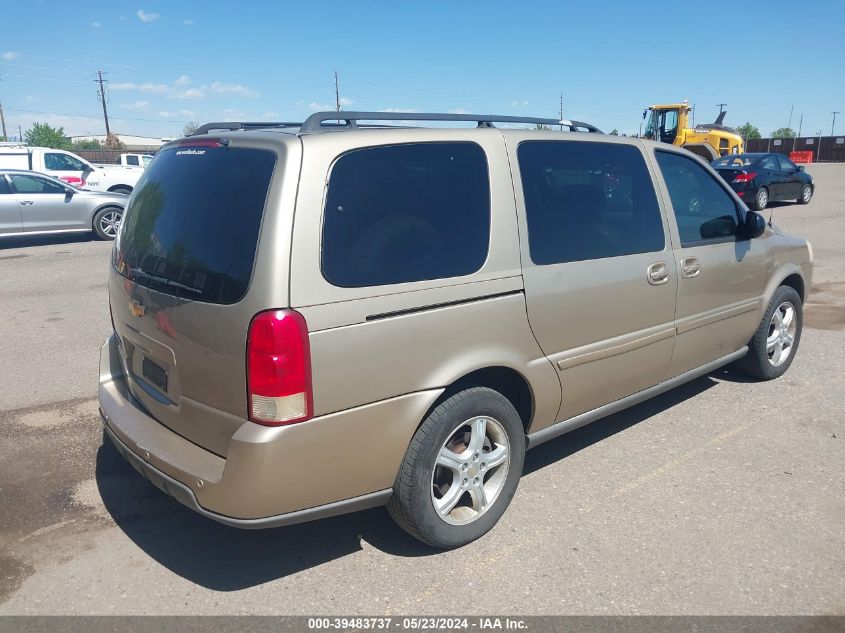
left=777, top=155, right=797, bottom=171
left=322, top=142, right=490, bottom=287
left=0, top=177, right=10, bottom=195
left=518, top=141, right=665, bottom=265
left=126, top=155, right=140, bottom=166
left=9, top=174, right=66, bottom=194
left=760, top=155, right=779, bottom=170
left=44, top=153, right=87, bottom=171
left=655, top=151, right=741, bottom=245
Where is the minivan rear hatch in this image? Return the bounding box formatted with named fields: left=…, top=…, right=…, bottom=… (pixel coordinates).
left=110, top=140, right=277, bottom=456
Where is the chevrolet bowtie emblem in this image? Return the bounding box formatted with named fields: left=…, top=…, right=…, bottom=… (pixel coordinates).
left=130, top=299, right=145, bottom=317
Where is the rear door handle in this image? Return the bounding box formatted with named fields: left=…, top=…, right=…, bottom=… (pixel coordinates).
left=20, top=200, right=34, bottom=206
left=647, top=262, right=670, bottom=285
left=681, top=257, right=701, bottom=278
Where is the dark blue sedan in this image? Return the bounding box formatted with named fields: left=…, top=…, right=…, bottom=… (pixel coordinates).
left=711, top=153, right=814, bottom=211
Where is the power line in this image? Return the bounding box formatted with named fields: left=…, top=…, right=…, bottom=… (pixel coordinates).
left=3, top=105, right=192, bottom=124
left=5, top=52, right=150, bottom=70
left=0, top=72, right=92, bottom=85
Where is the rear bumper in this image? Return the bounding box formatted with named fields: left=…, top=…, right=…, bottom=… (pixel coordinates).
left=98, top=335, right=441, bottom=526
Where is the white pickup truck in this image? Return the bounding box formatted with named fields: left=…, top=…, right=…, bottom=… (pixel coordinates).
left=0, top=145, right=144, bottom=194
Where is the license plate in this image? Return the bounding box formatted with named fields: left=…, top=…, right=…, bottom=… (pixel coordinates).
left=142, top=357, right=168, bottom=392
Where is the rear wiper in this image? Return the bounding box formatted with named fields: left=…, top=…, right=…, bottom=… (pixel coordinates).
left=128, top=267, right=202, bottom=294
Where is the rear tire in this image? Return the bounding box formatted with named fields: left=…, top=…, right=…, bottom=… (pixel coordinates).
left=93, top=206, right=123, bottom=240
left=797, top=184, right=813, bottom=204
left=388, top=387, right=525, bottom=549
left=735, top=285, right=802, bottom=380
left=109, top=186, right=132, bottom=195
left=753, top=187, right=769, bottom=211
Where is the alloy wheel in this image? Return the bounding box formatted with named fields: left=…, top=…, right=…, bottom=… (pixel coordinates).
left=430, top=416, right=510, bottom=526
left=767, top=301, right=797, bottom=366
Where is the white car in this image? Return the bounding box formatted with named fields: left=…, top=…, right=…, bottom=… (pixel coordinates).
left=0, top=145, right=144, bottom=194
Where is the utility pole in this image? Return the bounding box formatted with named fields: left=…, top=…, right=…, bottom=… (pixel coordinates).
left=787, top=105, right=794, bottom=131
left=832, top=111, right=840, bottom=136
left=716, top=103, right=727, bottom=113
left=798, top=113, right=803, bottom=137
left=0, top=101, right=7, bottom=140
left=692, top=103, right=696, bottom=127
left=559, top=92, right=563, bottom=131
left=18, top=124, right=23, bottom=143
left=95, top=70, right=111, bottom=136
left=334, top=71, right=341, bottom=112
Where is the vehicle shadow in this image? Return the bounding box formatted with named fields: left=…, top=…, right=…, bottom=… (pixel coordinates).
left=97, top=373, right=721, bottom=591
left=0, top=233, right=95, bottom=250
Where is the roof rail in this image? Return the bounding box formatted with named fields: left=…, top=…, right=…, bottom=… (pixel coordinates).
left=191, top=121, right=303, bottom=136
left=299, top=111, right=603, bottom=134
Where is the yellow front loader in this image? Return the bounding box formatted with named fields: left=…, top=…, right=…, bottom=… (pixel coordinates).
left=642, top=102, right=743, bottom=161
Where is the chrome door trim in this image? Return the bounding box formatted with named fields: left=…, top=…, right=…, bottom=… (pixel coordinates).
left=527, top=347, right=749, bottom=448
left=675, top=297, right=762, bottom=335
left=554, top=324, right=676, bottom=371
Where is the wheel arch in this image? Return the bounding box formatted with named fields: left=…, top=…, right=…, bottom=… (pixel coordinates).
left=107, top=184, right=133, bottom=193
left=419, top=366, right=536, bottom=436
left=760, top=264, right=806, bottom=320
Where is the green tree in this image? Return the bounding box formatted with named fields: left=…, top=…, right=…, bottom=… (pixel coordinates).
left=182, top=121, right=199, bottom=136
left=771, top=127, right=796, bottom=138
left=71, top=138, right=104, bottom=150
left=609, top=129, right=619, bottom=135
left=24, top=122, right=70, bottom=149
left=737, top=122, right=761, bottom=140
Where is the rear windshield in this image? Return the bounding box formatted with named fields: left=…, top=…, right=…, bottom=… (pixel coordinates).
left=113, top=145, right=276, bottom=304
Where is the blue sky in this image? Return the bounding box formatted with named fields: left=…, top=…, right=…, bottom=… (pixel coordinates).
left=1, top=0, right=843, bottom=140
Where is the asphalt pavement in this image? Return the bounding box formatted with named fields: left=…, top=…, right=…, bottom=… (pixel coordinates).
left=1, top=165, right=843, bottom=615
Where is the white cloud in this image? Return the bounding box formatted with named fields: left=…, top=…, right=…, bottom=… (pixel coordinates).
left=183, top=19, right=193, bottom=25
left=339, top=97, right=353, bottom=107
left=120, top=100, right=152, bottom=111
left=1, top=51, right=18, bottom=61
left=137, top=9, right=160, bottom=22
left=92, top=21, right=102, bottom=27
left=258, top=111, right=280, bottom=119
left=209, top=81, right=259, bottom=98
left=309, top=102, right=334, bottom=112
left=510, top=100, right=529, bottom=107
left=112, top=82, right=168, bottom=94
left=174, top=74, right=191, bottom=86
left=159, top=109, right=195, bottom=119
left=176, top=88, right=205, bottom=100
left=25, top=95, right=35, bottom=102
left=380, top=108, right=415, bottom=113
left=449, top=108, right=469, bottom=115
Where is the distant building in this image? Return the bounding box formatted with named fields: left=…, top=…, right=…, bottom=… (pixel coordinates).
left=67, top=134, right=172, bottom=151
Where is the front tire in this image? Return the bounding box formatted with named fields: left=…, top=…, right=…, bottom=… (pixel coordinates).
left=388, top=387, right=525, bottom=549
left=798, top=184, right=813, bottom=204
left=93, top=207, right=123, bottom=240
left=736, top=286, right=802, bottom=380
left=753, top=187, right=769, bottom=211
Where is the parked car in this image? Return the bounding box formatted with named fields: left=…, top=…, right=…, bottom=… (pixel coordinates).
left=711, top=153, right=814, bottom=211
left=0, top=144, right=144, bottom=194
left=117, top=153, right=154, bottom=168
left=99, top=112, right=812, bottom=549
left=0, top=169, right=127, bottom=239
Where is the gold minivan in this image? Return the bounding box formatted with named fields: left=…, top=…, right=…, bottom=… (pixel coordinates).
left=99, top=112, right=812, bottom=548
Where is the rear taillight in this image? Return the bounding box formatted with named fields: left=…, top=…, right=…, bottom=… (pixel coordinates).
left=733, top=171, right=757, bottom=184
left=247, top=310, right=313, bottom=426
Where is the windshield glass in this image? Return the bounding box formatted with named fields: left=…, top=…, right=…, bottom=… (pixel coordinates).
left=113, top=144, right=276, bottom=304
left=142, top=155, right=153, bottom=167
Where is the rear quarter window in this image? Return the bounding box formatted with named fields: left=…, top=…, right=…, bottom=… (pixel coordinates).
left=321, top=142, right=490, bottom=287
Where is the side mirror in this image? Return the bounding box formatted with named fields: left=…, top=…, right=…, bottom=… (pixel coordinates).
left=743, top=210, right=766, bottom=239
left=63, top=187, right=75, bottom=195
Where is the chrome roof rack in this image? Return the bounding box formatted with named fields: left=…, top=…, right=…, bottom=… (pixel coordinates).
left=300, top=111, right=603, bottom=134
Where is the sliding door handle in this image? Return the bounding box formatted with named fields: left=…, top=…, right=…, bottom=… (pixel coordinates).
left=681, top=257, right=701, bottom=278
